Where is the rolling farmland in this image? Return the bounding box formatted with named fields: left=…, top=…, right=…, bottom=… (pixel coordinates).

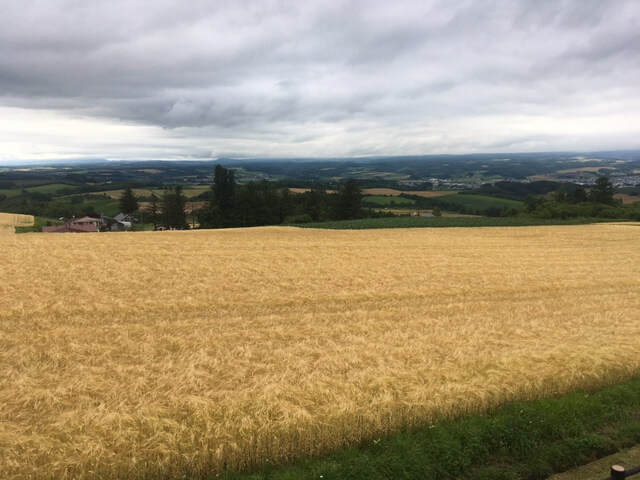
left=89, top=186, right=210, bottom=199
left=1, top=224, right=640, bottom=479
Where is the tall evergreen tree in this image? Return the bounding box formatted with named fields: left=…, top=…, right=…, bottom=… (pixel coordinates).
left=161, top=186, right=188, bottom=229
left=333, top=179, right=363, bottom=220
left=571, top=186, right=588, bottom=203
left=119, top=185, right=139, bottom=215
left=302, top=187, right=327, bottom=221
left=213, top=165, right=235, bottom=211
left=278, top=188, right=294, bottom=223
left=146, top=193, right=160, bottom=230
left=203, top=164, right=237, bottom=227
left=589, top=176, right=616, bottom=205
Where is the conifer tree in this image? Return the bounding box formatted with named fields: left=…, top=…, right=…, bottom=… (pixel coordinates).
left=119, top=185, right=139, bottom=215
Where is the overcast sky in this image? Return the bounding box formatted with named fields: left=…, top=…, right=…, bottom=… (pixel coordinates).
left=1, top=0, right=639, bottom=163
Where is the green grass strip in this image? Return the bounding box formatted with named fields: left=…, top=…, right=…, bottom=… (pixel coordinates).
left=292, top=216, right=624, bottom=229
left=219, top=377, right=640, bottom=480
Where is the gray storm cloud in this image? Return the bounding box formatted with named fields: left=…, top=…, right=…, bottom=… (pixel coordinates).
left=0, top=0, right=639, bottom=159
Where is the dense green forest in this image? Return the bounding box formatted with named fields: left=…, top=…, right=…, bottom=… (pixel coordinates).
left=196, top=165, right=373, bottom=228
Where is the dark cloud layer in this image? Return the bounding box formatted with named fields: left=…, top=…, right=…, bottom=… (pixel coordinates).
left=0, top=0, right=639, bottom=159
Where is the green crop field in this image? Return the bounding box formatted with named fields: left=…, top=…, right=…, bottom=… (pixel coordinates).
left=430, top=193, right=523, bottom=210
left=294, top=216, right=618, bottom=229
left=362, top=195, right=415, bottom=206
left=0, top=183, right=74, bottom=197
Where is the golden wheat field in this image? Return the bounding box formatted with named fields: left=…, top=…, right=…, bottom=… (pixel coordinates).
left=1, top=224, right=640, bottom=479
left=0, top=212, right=35, bottom=234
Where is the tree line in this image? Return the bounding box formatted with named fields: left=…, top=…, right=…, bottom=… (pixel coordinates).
left=195, top=165, right=367, bottom=229
left=128, top=186, right=189, bottom=230
left=523, top=176, right=640, bottom=220
left=127, top=165, right=371, bottom=229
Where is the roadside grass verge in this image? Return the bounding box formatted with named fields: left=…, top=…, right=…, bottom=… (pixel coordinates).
left=220, top=377, right=640, bottom=480
left=292, top=216, right=624, bottom=229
